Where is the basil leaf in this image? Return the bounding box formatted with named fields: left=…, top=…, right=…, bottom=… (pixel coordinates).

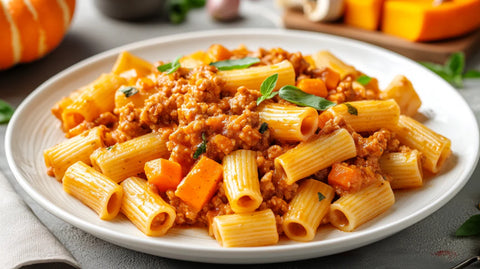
left=455, top=214, right=480, bottom=236
left=119, top=86, right=139, bottom=98
left=259, top=122, right=268, bottom=134
left=278, top=85, right=336, bottom=111
left=256, top=74, right=279, bottom=105
left=446, top=52, right=464, bottom=77
left=210, top=57, right=260, bottom=71
left=464, top=70, right=480, bottom=78
left=344, top=103, right=358, bottom=115
left=356, top=75, right=372, bottom=86
left=0, top=100, right=14, bottom=124
left=157, top=55, right=182, bottom=74
left=193, top=132, right=207, bottom=159
left=318, top=192, right=325, bottom=202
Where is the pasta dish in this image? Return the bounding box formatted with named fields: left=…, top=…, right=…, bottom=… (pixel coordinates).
left=43, top=44, right=451, bottom=247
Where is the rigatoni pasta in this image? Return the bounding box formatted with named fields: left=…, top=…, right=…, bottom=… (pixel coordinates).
left=43, top=44, right=453, bottom=247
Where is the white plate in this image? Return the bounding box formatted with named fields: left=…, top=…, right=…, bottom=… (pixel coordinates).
left=6, top=29, right=480, bottom=264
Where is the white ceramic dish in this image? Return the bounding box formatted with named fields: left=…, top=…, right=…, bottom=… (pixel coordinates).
left=6, top=29, right=479, bottom=264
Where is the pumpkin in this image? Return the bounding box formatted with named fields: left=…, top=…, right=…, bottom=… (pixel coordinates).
left=0, top=0, right=76, bottom=70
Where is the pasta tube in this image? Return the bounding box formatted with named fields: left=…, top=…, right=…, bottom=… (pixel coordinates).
left=318, top=99, right=400, bottom=132
left=222, top=150, right=262, bottom=213
left=120, top=177, right=176, bottom=236
left=283, top=179, right=334, bottom=242
left=62, top=161, right=123, bottom=220
left=311, top=50, right=357, bottom=79
left=258, top=103, right=318, bottom=142
left=393, top=115, right=451, bottom=173
left=275, top=128, right=357, bottom=185
left=380, top=150, right=423, bottom=189
left=329, top=180, right=395, bottom=232
left=217, top=60, right=295, bottom=94
left=380, top=75, right=422, bottom=117
left=61, top=73, right=127, bottom=131
left=90, top=132, right=169, bottom=183
left=212, top=209, right=278, bottom=247
left=44, top=126, right=104, bottom=181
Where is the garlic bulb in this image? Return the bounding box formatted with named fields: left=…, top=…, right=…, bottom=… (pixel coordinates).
left=303, top=0, right=345, bottom=22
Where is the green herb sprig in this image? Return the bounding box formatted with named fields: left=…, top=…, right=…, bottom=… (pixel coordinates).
left=193, top=132, right=207, bottom=159
left=256, top=74, right=279, bottom=105
left=456, top=214, right=480, bottom=236
left=344, top=103, right=358, bottom=115
left=278, top=85, right=336, bottom=111
left=157, top=55, right=182, bottom=74
left=0, top=100, right=14, bottom=124
left=167, top=0, right=206, bottom=24
left=259, top=122, right=268, bottom=134
left=318, top=192, right=325, bottom=202
left=420, top=52, right=480, bottom=88
left=210, top=57, right=260, bottom=71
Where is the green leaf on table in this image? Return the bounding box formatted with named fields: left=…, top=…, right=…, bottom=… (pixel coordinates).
left=464, top=70, right=480, bottom=78
left=0, top=99, right=14, bottom=124
left=256, top=73, right=279, bottom=105
left=167, top=0, right=206, bottom=24
left=210, top=57, right=260, bottom=71
left=455, top=214, right=480, bottom=236
left=419, top=52, right=480, bottom=88
left=278, top=85, right=336, bottom=111
left=157, top=55, right=182, bottom=74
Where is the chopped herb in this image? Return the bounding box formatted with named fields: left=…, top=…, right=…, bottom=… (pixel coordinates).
left=210, top=57, right=260, bottom=71
left=157, top=55, right=182, bottom=74
left=106, top=146, right=113, bottom=150
left=256, top=74, right=279, bottom=105
left=119, top=86, right=139, bottom=98
left=456, top=214, right=480, bottom=236
left=278, top=85, right=336, bottom=111
left=318, top=192, right=325, bottom=202
left=344, top=103, right=358, bottom=115
left=0, top=99, right=14, bottom=124
left=420, top=52, right=480, bottom=88
left=259, top=122, right=269, bottom=134
left=356, top=75, right=372, bottom=86
left=193, top=132, right=207, bottom=159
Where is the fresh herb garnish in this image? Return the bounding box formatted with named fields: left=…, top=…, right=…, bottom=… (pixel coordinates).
left=119, top=86, right=139, bottom=98
left=318, top=192, right=325, bottom=202
left=259, top=122, right=269, bottom=134
left=278, top=85, right=336, bottom=111
left=210, top=57, right=260, bottom=71
left=344, top=103, right=358, bottom=115
left=455, top=214, right=480, bottom=236
left=356, top=75, right=372, bottom=86
left=256, top=74, right=279, bottom=105
left=106, top=146, right=114, bottom=151
left=193, top=132, right=207, bottom=159
left=0, top=99, right=14, bottom=124
left=167, top=0, right=205, bottom=24
left=157, top=55, right=182, bottom=74
left=420, top=52, right=480, bottom=88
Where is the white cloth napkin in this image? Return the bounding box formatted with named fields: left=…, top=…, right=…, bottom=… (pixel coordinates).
left=0, top=172, right=79, bottom=269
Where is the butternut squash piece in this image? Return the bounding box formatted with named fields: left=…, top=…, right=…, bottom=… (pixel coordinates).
left=382, top=0, right=480, bottom=42
left=344, top=0, right=385, bottom=30
left=174, top=156, right=223, bottom=212
left=145, top=158, right=183, bottom=192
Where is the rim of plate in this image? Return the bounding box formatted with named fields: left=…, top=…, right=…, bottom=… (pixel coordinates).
left=5, top=28, right=480, bottom=263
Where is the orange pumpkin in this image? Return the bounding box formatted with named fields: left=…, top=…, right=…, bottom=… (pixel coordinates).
left=0, top=0, right=76, bottom=70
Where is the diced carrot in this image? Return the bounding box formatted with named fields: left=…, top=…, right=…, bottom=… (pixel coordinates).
left=145, top=158, right=182, bottom=192
left=207, top=44, right=233, bottom=62
left=296, top=78, right=328, bottom=97
left=328, top=162, right=362, bottom=192
left=175, top=156, right=223, bottom=212
left=320, top=67, right=341, bottom=90
left=318, top=110, right=334, bottom=129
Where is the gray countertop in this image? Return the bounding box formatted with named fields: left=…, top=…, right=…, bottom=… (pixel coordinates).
left=1, top=1, right=480, bottom=268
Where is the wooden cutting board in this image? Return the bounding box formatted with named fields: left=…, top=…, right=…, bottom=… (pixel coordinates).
left=283, top=9, right=480, bottom=64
